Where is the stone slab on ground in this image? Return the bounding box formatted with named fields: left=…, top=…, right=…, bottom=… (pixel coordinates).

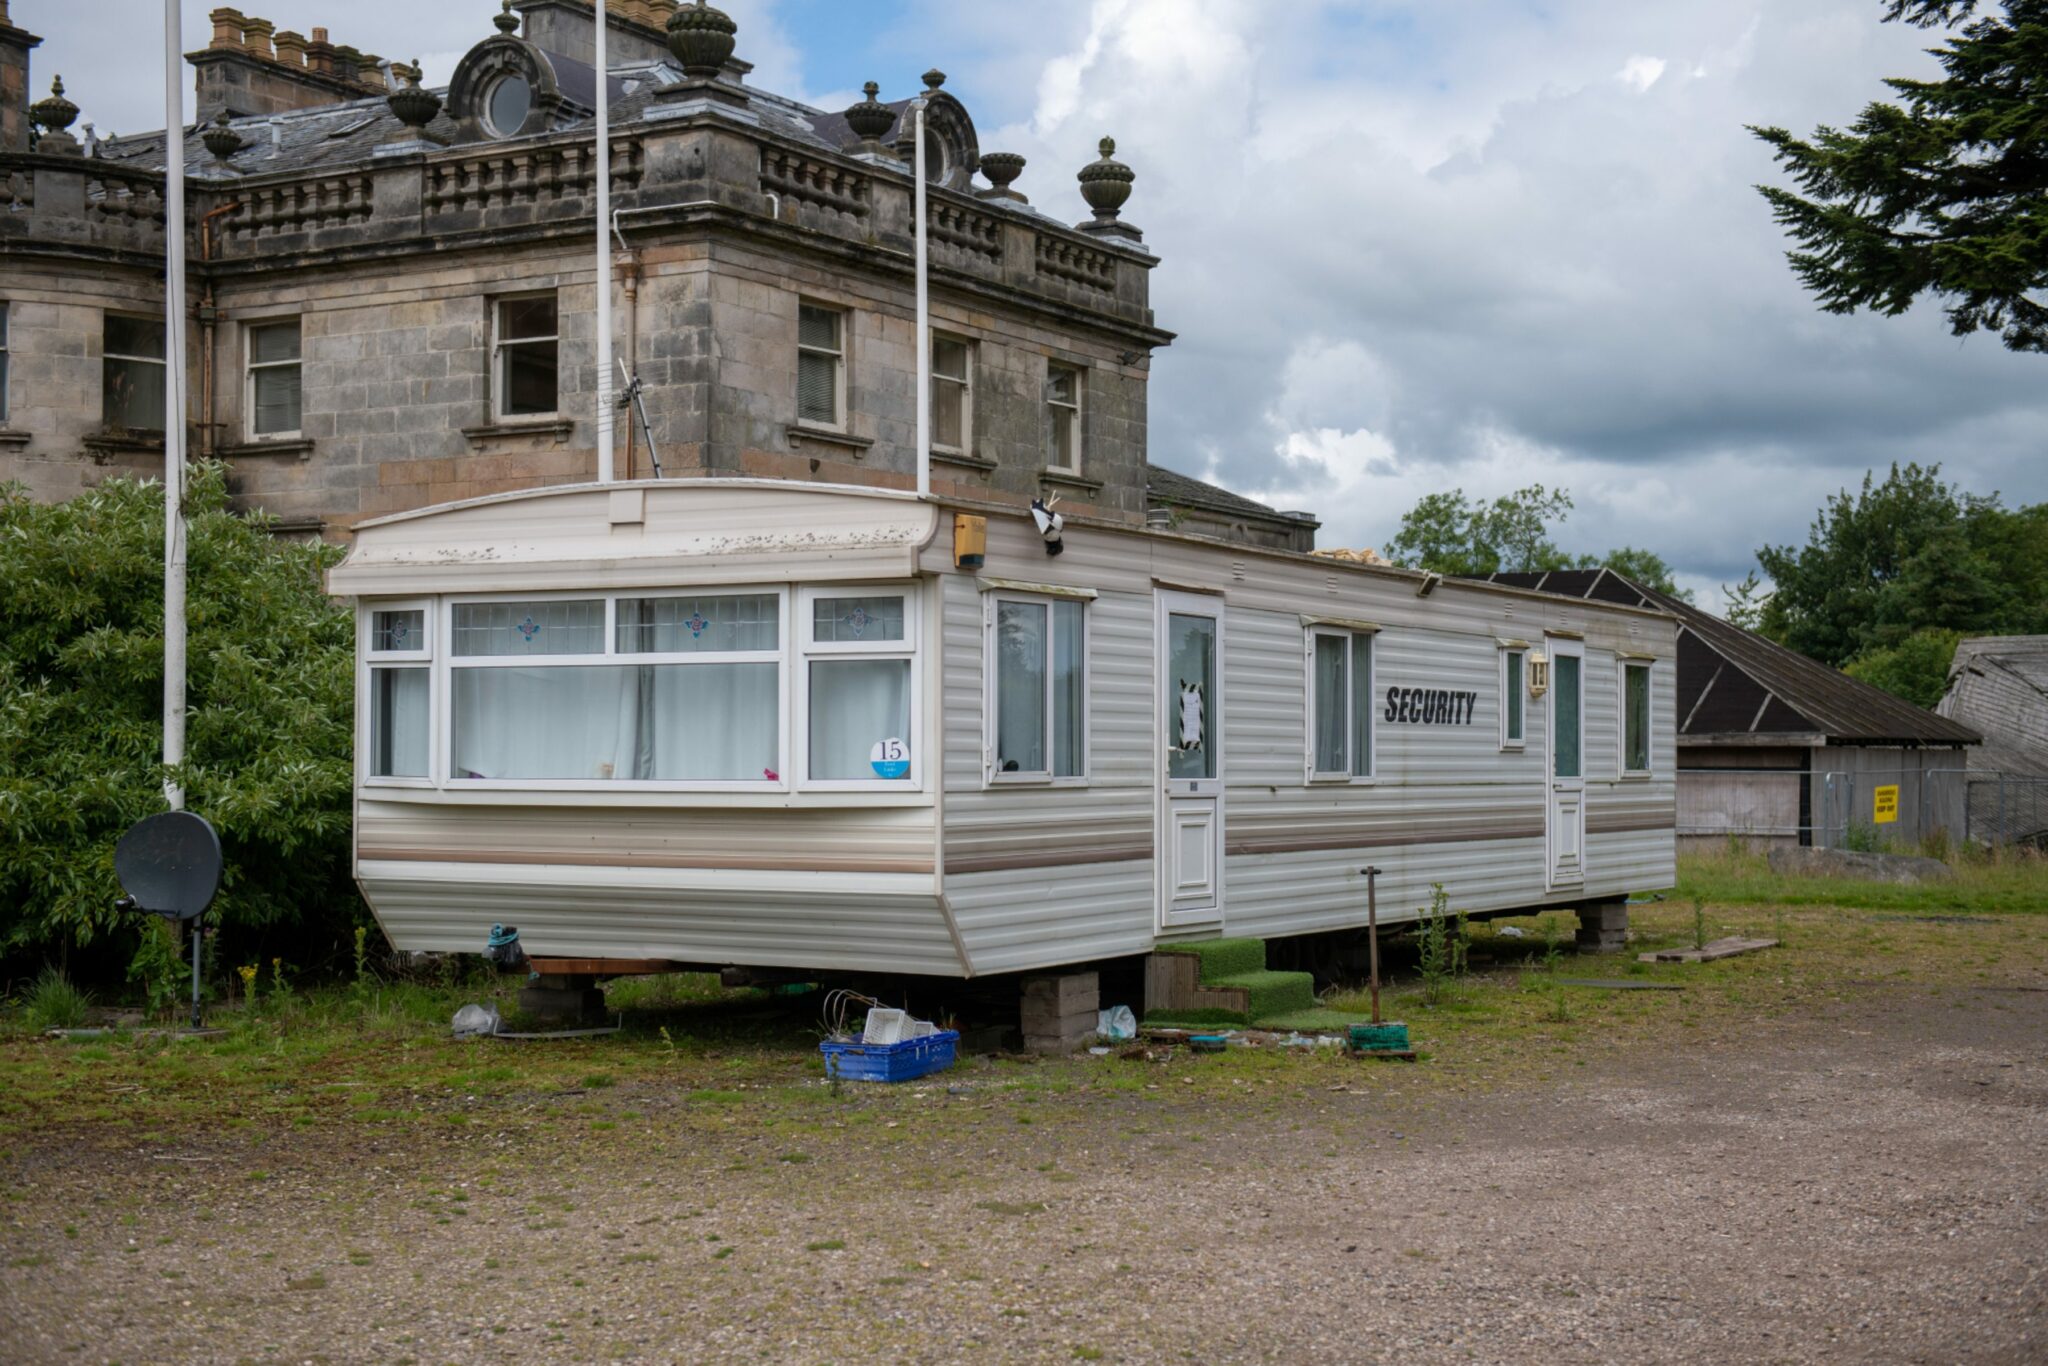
left=1768, top=845, right=1955, bottom=884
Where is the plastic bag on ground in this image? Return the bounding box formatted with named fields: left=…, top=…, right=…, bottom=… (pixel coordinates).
left=452, top=1003, right=501, bottom=1038
left=1097, top=1005, right=1137, bottom=1041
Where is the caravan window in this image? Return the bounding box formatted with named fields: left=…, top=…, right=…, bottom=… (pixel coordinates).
left=1306, top=627, right=1374, bottom=781
left=987, top=593, right=1086, bottom=782
left=1500, top=646, right=1527, bottom=749
left=365, top=604, right=432, bottom=782
left=444, top=593, right=785, bottom=786
left=1621, top=660, right=1652, bottom=776
left=802, top=590, right=916, bottom=786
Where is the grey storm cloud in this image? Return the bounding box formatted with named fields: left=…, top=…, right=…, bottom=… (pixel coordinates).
left=32, top=0, right=2048, bottom=611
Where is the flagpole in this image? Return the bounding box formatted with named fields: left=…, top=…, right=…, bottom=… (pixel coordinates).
left=163, top=0, right=187, bottom=811
left=913, top=97, right=929, bottom=498
left=594, top=0, right=614, bottom=482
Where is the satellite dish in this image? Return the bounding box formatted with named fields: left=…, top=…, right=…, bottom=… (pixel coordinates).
left=113, top=811, right=222, bottom=923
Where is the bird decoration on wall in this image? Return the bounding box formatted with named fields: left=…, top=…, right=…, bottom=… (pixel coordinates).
left=1030, top=495, right=1065, bottom=556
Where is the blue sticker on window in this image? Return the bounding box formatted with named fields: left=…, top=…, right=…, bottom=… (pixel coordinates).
left=869, top=738, right=909, bottom=780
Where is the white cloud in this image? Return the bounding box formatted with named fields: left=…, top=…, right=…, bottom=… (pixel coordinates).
left=1617, top=54, right=1667, bottom=91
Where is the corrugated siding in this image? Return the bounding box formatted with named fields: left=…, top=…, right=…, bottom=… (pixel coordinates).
left=359, top=861, right=962, bottom=974
left=946, top=863, right=1156, bottom=975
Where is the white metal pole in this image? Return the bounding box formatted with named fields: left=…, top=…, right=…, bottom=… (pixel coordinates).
left=594, top=0, right=614, bottom=483
left=163, top=0, right=187, bottom=811
left=913, top=99, right=930, bottom=498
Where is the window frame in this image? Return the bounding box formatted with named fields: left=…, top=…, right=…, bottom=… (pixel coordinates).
left=103, top=311, right=168, bottom=432
left=1044, top=360, right=1083, bottom=474
left=490, top=292, right=560, bottom=422
left=796, top=583, right=922, bottom=793
left=796, top=301, right=848, bottom=432
left=362, top=599, right=436, bottom=789
left=1619, top=658, right=1654, bottom=779
left=930, top=330, right=974, bottom=456
left=1499, top=644, right=1528, bottom=751
left=439, top=587, right=792, bottom=793
left=1303, top=625, right=1377, bottom=784
left=243, top=316, right=303, bottom=442
left=0, top=301, right=11, bottom=423
left=983, top=590, right=1089, bottom=787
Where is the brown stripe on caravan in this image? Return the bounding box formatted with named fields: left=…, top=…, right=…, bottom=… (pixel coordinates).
left=1586, top=811, right=1676, bottom=835
left=1225, top=823, right=1545, bottom=857
left=358, top=847, right=934, bottom=874
left=946, top=845, right=1153, bottom=875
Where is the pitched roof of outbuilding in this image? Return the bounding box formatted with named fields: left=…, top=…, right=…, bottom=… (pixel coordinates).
left=1145, top=465, right=1316, bottom=528
left=1482, top=568, right=1980, bottom=748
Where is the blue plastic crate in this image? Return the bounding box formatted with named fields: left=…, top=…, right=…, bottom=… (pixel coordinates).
left=818, top=1029, right=959, bottom=1083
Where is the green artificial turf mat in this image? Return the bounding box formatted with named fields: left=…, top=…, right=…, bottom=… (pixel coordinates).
left=1209, top=969, right=1317, bottom=1021
left=1157, top=938, right=1268, bottom=980
left=1254, top=1008, right=1380, bottom=1033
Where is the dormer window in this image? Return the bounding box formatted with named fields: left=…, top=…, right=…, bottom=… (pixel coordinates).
left=484, top=72, right=532, bottom=138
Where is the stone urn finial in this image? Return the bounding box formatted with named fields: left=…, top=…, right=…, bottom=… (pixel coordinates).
left=845, top=80, right=895, bottom=144
left=922, top=68, right=946, bottom=92
left=493, top=0, right=520, bottom=36
left=387, top=58, right=442, bottom=135
left=201, top=108, right=245, bottom=164
left=978, top=151, right=1026, bottom=202
left=667, top=0, right=738, bottom=78
left=1078, top=134, right=1134, bottom=223
left=32, top=75, right=81, bottom=147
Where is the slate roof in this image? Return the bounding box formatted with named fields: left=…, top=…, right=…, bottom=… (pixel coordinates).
left=1483, top=568, right=1981, bottom=748
left=1145, top=465, right=1315, bottom=528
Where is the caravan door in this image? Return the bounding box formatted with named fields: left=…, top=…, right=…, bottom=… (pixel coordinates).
left=1157, top=591, right=1223, bottom=929
left=1546, top=635, right=1586, bottom=889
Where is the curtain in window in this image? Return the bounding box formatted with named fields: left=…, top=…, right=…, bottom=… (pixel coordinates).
left=1313, top=634, right=1346, bottom=773
left=452, top=666, right=639, bottom=780
left=810, top=659, right=910, bottom=780
left=995, top=601, right=1047, bottom=773
left=371, top=668, right=429, bottom=778
left=1349, top=633, right=1373, bottom=776
left=644, top=663, right=779, bottom=781
left=1052, top=600, right=1084, bottom=777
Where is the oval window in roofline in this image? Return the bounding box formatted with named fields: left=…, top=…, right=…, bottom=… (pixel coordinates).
left=484, top=72, right=533, bottom=137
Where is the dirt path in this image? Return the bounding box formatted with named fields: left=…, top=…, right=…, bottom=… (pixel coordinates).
left=4, top=983, right=2045, bottom=1364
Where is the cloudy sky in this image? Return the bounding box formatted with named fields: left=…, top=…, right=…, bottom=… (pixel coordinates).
left=34, top=1, right=2047, bottom=611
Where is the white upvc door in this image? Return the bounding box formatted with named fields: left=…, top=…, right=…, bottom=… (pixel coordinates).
left=1546, top=635, right=1586, bottom=889
left=1157, top=591, right=1224, bottom=929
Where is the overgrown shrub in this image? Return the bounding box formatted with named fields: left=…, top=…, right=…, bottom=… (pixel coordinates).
left=22, top=967, right=91, bottom=1030
left=1415, top=882, right=1468, bottom=1007
left=0, top=466, right=359, bottom=977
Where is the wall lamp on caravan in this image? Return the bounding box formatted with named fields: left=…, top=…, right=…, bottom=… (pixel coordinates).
left=1527, top=650, right=1550, bottom=698
left=1414, top=571, right=1441, bottom=597
left=1030, top=496, right=1065, bottom=556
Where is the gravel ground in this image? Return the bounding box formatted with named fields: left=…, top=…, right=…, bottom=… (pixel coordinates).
left=3, top=983, right=2044, bottom=1364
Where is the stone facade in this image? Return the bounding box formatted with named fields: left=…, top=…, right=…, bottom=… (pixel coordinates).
left=0, top=0, right=1316, bottom=552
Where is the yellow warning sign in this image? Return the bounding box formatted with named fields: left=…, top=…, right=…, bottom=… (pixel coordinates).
left=1873, top=785, right=1900, bottom=824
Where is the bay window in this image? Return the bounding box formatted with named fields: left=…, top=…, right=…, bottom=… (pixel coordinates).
left=366, top=605, right=430, bottom=781
left=803, top=590, right=915, bottom=785
left=1306, top=627, right=1374, bottom=781
left=988, top=593, right=1086, bottom=782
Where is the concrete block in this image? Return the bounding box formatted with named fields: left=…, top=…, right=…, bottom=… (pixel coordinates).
left=1576, top=900, right=1629, bottom=954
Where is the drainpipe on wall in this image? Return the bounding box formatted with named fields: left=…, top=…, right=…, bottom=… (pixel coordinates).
left=197, top=202, right=240, bottom=459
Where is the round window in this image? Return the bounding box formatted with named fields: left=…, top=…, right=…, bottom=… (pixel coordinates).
left=484, top=72, right=532, bottom=137
left=922, top=127, right=948, bottom=184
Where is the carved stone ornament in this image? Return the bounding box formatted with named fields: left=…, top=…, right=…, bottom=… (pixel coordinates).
left=493, top=0, right=520, bottom=36
left=979, top=151, right=1025, bottom=191
left=31, top=75, right=79, bottom=137
left=201, top=109, right=245, bottom=164
left=387, top=59, right=443, bottom=132
left=667, top=0, right=738, bottom=78
left=844, top=81, right=895, bottom=142
left=1078, top=135, right=1134, bottom=221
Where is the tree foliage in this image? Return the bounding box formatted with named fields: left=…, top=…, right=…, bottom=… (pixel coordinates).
left=0, top=466, right=358, bottom=965
left=1843, top=627, right=1967, bottom=708
left=1750, top=1, right=2048, bottom=352
left=1385, top=485, right=1694, bottom=600
left=1755, top=462, right=2048, bottom=668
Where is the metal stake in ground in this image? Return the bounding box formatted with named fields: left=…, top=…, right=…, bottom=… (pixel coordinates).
left=1362, top=865, right=1382, bottom=1024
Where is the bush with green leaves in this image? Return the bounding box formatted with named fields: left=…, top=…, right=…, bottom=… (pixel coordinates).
left=0, top=465, right=359, bottom=977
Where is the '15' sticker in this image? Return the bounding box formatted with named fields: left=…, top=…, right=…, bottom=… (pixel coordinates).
left=870, top=738, right=910, bottom=780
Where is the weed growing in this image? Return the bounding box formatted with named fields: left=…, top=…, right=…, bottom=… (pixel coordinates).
left=1415, top=883, right=1469, bottom=1008
left=23, top=968, right=91, bottom=1031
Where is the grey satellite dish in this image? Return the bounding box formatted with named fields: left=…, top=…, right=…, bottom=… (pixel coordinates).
left=114, top=811, right=222, bottom=922
left=113, top=811, right=223, bottom=1029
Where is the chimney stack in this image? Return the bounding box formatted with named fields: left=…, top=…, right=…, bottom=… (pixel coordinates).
left=189, top=10, right=387, bottom=120
left=0, top=0, right=41, bottom=153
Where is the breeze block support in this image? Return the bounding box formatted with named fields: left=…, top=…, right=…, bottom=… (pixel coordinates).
left=1576, top=899, right=1630, bottom=954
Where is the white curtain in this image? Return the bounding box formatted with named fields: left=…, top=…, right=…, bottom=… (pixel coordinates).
left=452, top=666, right=638, bottom=780
left=1313, top=635, right=1346, bottom=772
left=645, top=663, right=779, bottom=781
left=810, top=659, right=911, bottom=780
left=995, top=601, right=1046, bottom=774
left=372, top=667, right=429, bottom=778
left=1051, top=600, right=1084, bottom=777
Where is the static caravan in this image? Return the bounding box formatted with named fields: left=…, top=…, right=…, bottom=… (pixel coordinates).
left=329, top=479, right=1677, bottom=981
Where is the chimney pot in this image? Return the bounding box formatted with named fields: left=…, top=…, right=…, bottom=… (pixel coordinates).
left=311, top=26, right=327, bottom=42
left=208, top=7, right=246, bottom=48
left=241, top=16, right=274, bottom=60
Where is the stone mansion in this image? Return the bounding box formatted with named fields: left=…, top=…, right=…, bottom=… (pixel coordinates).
left=0, top=0, right=1316, bottom=551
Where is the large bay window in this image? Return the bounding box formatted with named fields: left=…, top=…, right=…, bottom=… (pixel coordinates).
left=1306, top=626, right=1374, bottom=781
left=987, top=592, right=1086, bottom=782
left=444, top=593, right=785, bottom=787
left=803, top=590, right=916, bottom=785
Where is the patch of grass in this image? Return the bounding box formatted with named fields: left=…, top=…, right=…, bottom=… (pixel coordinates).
left=286, top=1273, right=327, bottom=1291
left=975, top=1200, right=1046, bottom=1217
left=1678, top=845, right=2046, bottom=913
left=22, top=969, right=92, bottom=1032
left=805, top=1239, right=845, bottom=1252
